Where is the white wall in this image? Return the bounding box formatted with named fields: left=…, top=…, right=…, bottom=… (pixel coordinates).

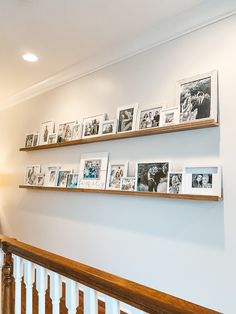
left=0, top=14, right=236, bottom=314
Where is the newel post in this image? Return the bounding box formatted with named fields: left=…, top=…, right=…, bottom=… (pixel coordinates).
left=2, top=245, right=13, bottom=314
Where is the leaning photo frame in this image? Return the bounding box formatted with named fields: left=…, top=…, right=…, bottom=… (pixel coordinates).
left=82, top=114, right=106, bottom=138
left=106, top=161, right=128, bottom=190
left=116, top=104, right=138, bottom=133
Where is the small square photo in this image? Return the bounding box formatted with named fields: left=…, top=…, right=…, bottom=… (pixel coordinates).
left=25, top=134, right=34, bottom=147
left=121, top=177, right=136, bottom=191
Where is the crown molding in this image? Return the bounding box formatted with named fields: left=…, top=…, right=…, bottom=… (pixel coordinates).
left=1, top=0, right=236, bottom=111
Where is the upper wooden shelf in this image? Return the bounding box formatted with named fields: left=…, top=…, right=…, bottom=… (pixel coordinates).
left=20, top=119, right=219, bottom=152
left=19, top=184, right=222, bottom=201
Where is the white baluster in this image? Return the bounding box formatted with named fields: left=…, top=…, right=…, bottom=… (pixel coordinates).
left=84, top=287, right=98, bottom=314
left=0, top=249, right=4, bottom=314
left=23, top=260, right=35, bottom=314
left=13, top=255, right=23, bottom=314
left=65, top=278, right=79, bottom=314
left=105, top=295, right=119, bottom=314
left=36, top=266, right=48, bottom=314
left=49, top=271, right=62, bottom=314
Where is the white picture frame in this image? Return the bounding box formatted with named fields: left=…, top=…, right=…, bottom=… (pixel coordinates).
left=25, top=134, right=34, bottom=147
left=106, top=161, right=128, bottom=190
left=45, top=166, right=60, bottom=187
left=39, top=120, right=54, bottom=145
left=183, top=164, right=221, bottom=197
left=121, top=177, right=136, bottom=191
left=160, top=107, right=180, bottom=126
left=57, top=170, right=72, bottom=187
left=25, top=165, right=41, bottom=185
left=35, top=174, right=45, bottom=186
left=136, top=106, right=163, bottom=130
left=116, top=104, right=138, bottom=133
left=66, top=173, right=79, bottom=188
left=32, top=133, right=39, bottom=147
left=57, top=121, right=76, bottom=142
left=71, top=123, right=82, bottom=140
left=101, top=119, right=117, bottom=135
left=82, top=114, right=106, bottom=138
left=167, top=172, right=183, bottom=194
left=79, top=152, right=109, bottom=189
left=135, top=161, right=170, bottom=193
left=177, top=70, right=218, bottom=123
left=48, top=133, right=58, bottom=144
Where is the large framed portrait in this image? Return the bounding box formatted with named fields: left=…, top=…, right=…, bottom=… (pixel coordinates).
left=39, top=120, right=54, bottom=145
left=57, top=170, right=71, bottom=187
left=25, top=134, right=34, bottom=147
left=101, top=119, right=117, bottom=135
left=116, top=104, right=138, bottom=133
left=45, top=166, right=60, bottom=186
left=25, top=165, right=41, bottom=185
left=183, top=165, right=221, bottom=196
left=106, top=161, right=128, bottom=190
left=136, top=162, right=169, bottom=193
left=121, top=177, right=136, bottom=191
left=57, top=121, right=75, bottom=142
left=136, top=106, right=162, bottom=130
left=167, top=172, right=183, bottom=194
left=177, top=70, right=218, bottom=123
left=82, top=114, right=106, bottom=138
left=79, top=152, right=109, bottom=189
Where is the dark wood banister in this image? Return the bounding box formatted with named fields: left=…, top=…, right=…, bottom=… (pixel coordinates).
left=0, top=235, right=221, bottom=314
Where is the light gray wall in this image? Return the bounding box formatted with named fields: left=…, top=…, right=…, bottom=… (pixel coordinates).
left=0, top=14, right=236, bottom=313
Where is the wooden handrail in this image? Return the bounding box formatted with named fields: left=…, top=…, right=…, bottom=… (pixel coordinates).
left=0, top=235, right=220, bottom=314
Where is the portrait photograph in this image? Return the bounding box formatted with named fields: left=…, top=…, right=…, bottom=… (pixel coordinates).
left=137, top=106, right=162, bottom=130
left=101, top=119, right=117, bottom=135
left=57, top=121, right=75, bottom=142
left=48, top=133, right=58, bottom=144
left=136, top=162, right=169, bottom=193
left=106, top=161, right=128, bottom=190
left=167, top=172, right=183, bottom=194
left=116, top=104, right=138, bottom=133
left=67, top=173, right=79, bottom=188
left=160, top=107, right=180, bottom=126
left=35, top=174, right=45, bottom=186
left=79, top=152, right=109, bottom=189
left=177, top=70, right=218, bottom=123
left=57, top=170, right=71, bottom=187
left=25, top=134, right=34, bottom=147
left=82, top=114, right=105, bottom=138
left=25, top=165, right=41, bottom=185
left=71, top=123, right=82, bottom=140
left=32, top=134, right=39, bottom=147
left=183, top=165, right=221, bottom=196
left=121, top=177, right=136, bottom=191
left=45, top=166, right=59, bottom=186
left=39, top=120, right=54, bottom=145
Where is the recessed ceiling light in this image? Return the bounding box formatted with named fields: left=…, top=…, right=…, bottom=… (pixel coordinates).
left=22, top=53, right=39, bottom=62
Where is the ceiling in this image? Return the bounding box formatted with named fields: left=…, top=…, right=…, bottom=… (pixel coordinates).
left=0, top=0, right=236, bottom=109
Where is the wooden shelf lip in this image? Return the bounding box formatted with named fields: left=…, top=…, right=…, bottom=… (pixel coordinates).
left=20, top=119, right=219, bottom=151
left=19, top=185, right=222, bottom=201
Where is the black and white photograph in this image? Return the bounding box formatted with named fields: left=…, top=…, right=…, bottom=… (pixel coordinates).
left=121, top=177, right=136, bottom=191
left=82, top=114, right=105, bottom=138
left=83, top=160, right=101, bottom=179
left=101, top=119, right=117, bottom=135
left=48, top=133, right=57, bottom=144
left=117, top=104, right=138, bottom=133
left=160, top=107, right=179, bottom=126
left=32, top=134, right=39, bottom=147
left=71, top=123, right=82, bottom=140
left=35, top=174, right=45, bottom=186
left=136, top=162, right=169, bottom=192
left=25, top=134, right=34, bottom=147
left=183, top=165, right=221, bottom=196
left=45, top=166, right=59, bottom=186
left=106, top=162, right=128, bottom=189
left=25, top=165, right=41, bottom=185
left=79, top=152, right=109, bottom=189
left=39, top=120, right=54, bottom=145
left=66, top=173, right=79, bottom=188
left=168, top=172, right=183, bottom=194
left=57, top=121, right=75, bottom=142
left=137, top=107, right=162, bottom=130
left=178, top=70, right=218, bottom=123
left=57, top=170, right=71, bottom=187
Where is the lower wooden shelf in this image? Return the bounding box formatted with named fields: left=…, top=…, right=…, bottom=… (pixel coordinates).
left=19, top=185, right=222, bottom=201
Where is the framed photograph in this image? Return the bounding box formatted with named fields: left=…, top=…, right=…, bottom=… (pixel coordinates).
left=25, top=134, right=34, bottom=147
left=160, top=107, right=180, bottom=126
left=66, top=173, right=79, bottom=188
left=82, top=114, right=106, bottom=138
left=116, top=104, right=138, bottom=133
left=25, top=165, right=41, bottom=185
left=106, top=161, right=128, bottom=190
left=71, top=123, right=82, bottom=140
left=177, top=70, right=218, bottom=123
left=137, top=106, right=162, bottom=130
left=57, top=170, right=71, bottom=187
left=121, top=177, right=136, bottom=191
left=101, top=119, right=117, bottom=135
left=48, top=133, right=58, bottom=144
left=35, top=174, right=45, bottom=186
left=32, top=133, right=39, bottom=147
left=57, top=121, right=75, bottom=142
left=39, top=120, right=54, bottom=145
left=183, top=165, right=221, bottom=196
left=167, top=172, right=183, bottom=194
left=136, top=162, right=169, bottom=193
left=45, top=166, right=60, bottom=186
left=79, top=152, right=109, bottom=189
